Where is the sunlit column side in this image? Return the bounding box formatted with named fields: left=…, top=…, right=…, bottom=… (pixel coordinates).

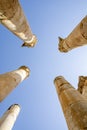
left=0, top=0, right=37, bottom=47
left=0, top=66, right=30, bottom=102
left=0, top=104, right=20, bottom=130
left=54, top=76, right=87, bottom=130
left=78, top=76, right=87, bottom=99
left=58, top=15, right=87, bottom=52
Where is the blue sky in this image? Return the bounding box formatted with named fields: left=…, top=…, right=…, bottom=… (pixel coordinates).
left=0, top=0, right=87, bottom=129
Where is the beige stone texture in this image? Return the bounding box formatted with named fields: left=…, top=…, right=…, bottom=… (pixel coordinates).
left=78, top=76, right=87, bottom=98
left=0, top=66, right=30, bottom=102
left=0, top=104, right=20, bottom=130
left=54, top=76, right=87, bottom=130
left=58, top=16, right=87, bottom=52
left=0, top=0, right=37, bottom=47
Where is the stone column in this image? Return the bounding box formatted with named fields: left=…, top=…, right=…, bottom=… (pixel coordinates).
left=0, top=66, right=30, bottom=102
left=0, top=0, right=37, bottom=47
left=58, top=16, right=87, bottom=52
left=54, top=76, right=87, bottom=130
left=0, top=104, right=20, bottom=130
left=78, top=76, right=87, bottom=98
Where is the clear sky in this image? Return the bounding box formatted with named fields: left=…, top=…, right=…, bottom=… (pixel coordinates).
left=0, top=0, right=87, bottom=130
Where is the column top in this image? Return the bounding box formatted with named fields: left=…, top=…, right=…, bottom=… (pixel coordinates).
left=7, top=104, right=20, bottom=111
left=18, top=66, right=30, bottom=77
left=22, top=35, right=37, bottom=47
left=54, top=76, right=69, bottom=86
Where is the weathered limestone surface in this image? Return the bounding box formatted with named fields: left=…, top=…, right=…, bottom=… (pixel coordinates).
left=0, top=0, right=37, bottom=47
left=58, top=16, right=87, bottom=52
left=78, top=76, right=87, bottom=98
left=54, top=76, right=87, bottom=130
left=0, top=66, right=30, bottom=102
left=0, top=104, right=20, bottom=130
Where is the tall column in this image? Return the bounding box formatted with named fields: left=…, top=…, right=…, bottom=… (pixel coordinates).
left=0, top=66, right=30, bottom=102
left=58, top=16, right=87, bottom=52
left=0, top=104, right=20, bottom=130
left=0, top=0, right=37, bottom=47
left=54, top=76, right=87, bottom=130
left=78, top=76, right=87, bottom=98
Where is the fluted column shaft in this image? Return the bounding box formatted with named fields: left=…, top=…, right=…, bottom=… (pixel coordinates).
left=0, top=0, right=37, bottom=47
left=0, top=66, right=30, bottom=102
left=54, top=76, right=87, bottom=130
left=0, top=104, right=20, bottom=130
left=58, top=16, right=87, bottom=52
